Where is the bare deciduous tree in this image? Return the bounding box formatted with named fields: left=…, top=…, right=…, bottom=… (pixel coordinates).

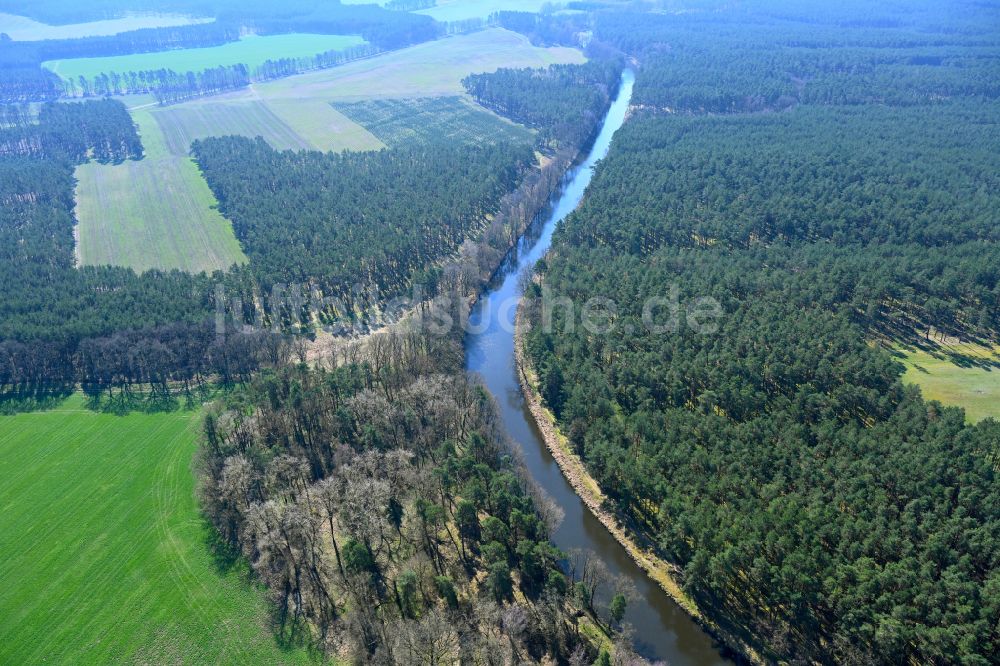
left=391, top=609, right=461, bottom=666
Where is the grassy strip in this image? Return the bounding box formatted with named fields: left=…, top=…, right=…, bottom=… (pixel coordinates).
left=261, top=99, right=385, bottom=151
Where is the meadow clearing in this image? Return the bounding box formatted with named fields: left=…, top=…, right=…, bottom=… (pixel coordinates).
left=0, top=395, right=312, bottom=665
left=75, top=108, right=247, bottom=274
left=0, top=11, right=209, bottom=41
left=43, top=33, right=366, bottom=81
left=896, top=341, right=1000, bottom=423
left=151, top=96, right=386, bottom=153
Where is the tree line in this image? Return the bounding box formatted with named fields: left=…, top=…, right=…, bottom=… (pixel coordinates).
left=64, top=42, right=385, bottom=104
left=68, top=64, right=249, bottom=101
left=0, top=21, right=240, bottom=103
left=251, top=42, right=382, bottom=82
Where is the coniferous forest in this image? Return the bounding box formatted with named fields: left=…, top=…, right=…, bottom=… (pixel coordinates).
left=0, top=100, right=224, bottom=402
left=463, top=60, right=623, bottom=148
left=523, top=1, right=1000, bottom=663
left=191, top=136, right=534, bottom=301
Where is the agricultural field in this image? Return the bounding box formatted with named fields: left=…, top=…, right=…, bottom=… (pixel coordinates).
left=0, top=11, right=209, bottom=41
left=75, top=108, right=247, bottom=273
left=896, top=341, right=1000, bottom=423
left=153, top=100, right=315, bottom=155
left=332, top=95, right=534, bottom=147
left=262, top=99, right=386, bottom=151
left=43, top=33, right=366, bottom=81
left=0, top=395, right=312, bottom=665
left=152, top=95, right=385, bottom=153
left=138, top=28, right=580, bottom=152
left=416, top=0, right=554, bottom=22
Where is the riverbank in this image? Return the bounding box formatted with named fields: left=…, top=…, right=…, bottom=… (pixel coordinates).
left=513, top=302, right=762, bottom=665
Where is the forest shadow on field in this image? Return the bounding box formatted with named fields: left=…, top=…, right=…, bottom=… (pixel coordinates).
left=875, top=315, right=1000, bottom=371
left=203, top=521, right=245, bottom=576
left=270, top=614, right=321, bottom=658
left=0, top=385, right=75, bottom=414
left=886, top=340, right=1000, bottom=372
left=82, top=383, right=223, bottom=415
left=84, top=390, right=182, bottom=415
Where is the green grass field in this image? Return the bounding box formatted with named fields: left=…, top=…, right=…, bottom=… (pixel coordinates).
left=896, top=341, right=1000, bottom=423
left=145, top=94, right=384, bottom=154
left=416, top=0, right=553, bottom=21
left=0, top=395, right=313, bottom=665
left=75, top=108, right=247, bottom=274
left=43, top=33, right=366, bottom=81
left=0, top=11, right=208, bottom=41
left=333, top=96, right=534, bottom=147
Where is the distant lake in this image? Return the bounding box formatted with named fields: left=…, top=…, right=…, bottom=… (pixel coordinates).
left=0, top=12, right=211, bottom=41
left=43, top=33, right=368, bottom=82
